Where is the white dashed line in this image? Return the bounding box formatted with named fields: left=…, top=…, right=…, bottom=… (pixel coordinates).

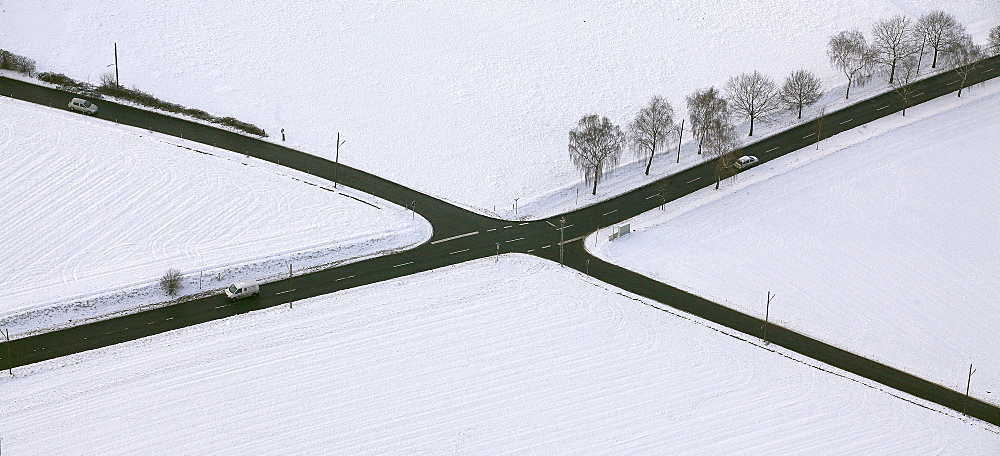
left=335, top=275, right=355, bottom=281
left=519, top=222, right=530, bottom=226
left=645, top=194, right=658, bottom=200
left=276, top=289, right=296, bottom=295
left=765, top=147, right=779, bottom=153
left=527, top=249, right=535, bottom=253
left=430, top=231, right=480, bottom=244
left=603, top=209, right=618, bottom=216
left=839, top=119, right=853, bottom=125
left=449, top=249, right=470, bottom=255
left=947, top=80, right=959, bottom=85
left=487, top=228, right=496, bottom=232
left=877, top=105, right=890, bottom=111
left=393, top=262, right=414, bottom=268
left=504, top=225, right=513, bottom=229
left=803, top=133, right=816, bottom=138
left=505, top=237, right=524, bottom=243
left=686, top=177, right=701, bottom=184
left=215, top=305, right=226, bottom=309
left=559, top=235, right=588, bottom=245
left=542, top=245, right=552, bottom=249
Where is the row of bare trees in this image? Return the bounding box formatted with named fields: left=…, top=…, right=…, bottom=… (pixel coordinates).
left=828, top=11, right=995, bottom=100
left=569, top=14, right=998, bottom=195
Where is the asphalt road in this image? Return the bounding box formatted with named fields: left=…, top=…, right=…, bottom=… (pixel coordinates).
left=1, top=54, right=997, bottom=425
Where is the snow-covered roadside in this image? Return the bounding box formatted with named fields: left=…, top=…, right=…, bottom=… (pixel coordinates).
left=590, top=83, right=1000, bottom=404
left=2, top=1, right=994, bottom=217
left=0, top=255, right=995, bottom=454
left=0, top=96, right=431, bottom=337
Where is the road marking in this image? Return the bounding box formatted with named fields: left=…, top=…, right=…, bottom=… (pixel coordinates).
left=505, top=237, right=524, bottom=243
left=545, top=221, right=556, bottom=227
left=803, top=132, right=816, bottom=138
left=335, top=275, right=355, bottom=281
left=276, top=289, right=296, bottom=295
left=877, top=105, right=889, bottom=111
left=838, top=119, right=853, bottom=125
left=393, top=262, right=414, bottom=268
left=215, top=305, right=227, bottom=309
left=527, top=249, right=535, bottom=253
left=542, top=245, right=551, bottom=249
left=449, top=248, right=470, bottom=255
left=430, top=231, right=480, bottom=244
left=645, top=194, right=658, bottom=200
left=519, top=222, right=530, bottom=226
left=559, top=234, right=588, bottom=245
left=686, top=177, right=701, bottom=184
left=603, top=209, right=618, bottom=216
left=947, top=80, right=959, bottom=85
left=765, top=147, right=779, bottom=153
left=913, top=92, right=924, bottom=97
left=147, top=321, right=155, bottom=325
left=504, top=225, right=513, bottom=229
left=487, top=228, right=496, bottom=232
left=564, top=224, right=574, bottom=229
left=166, top=317, right=174, bottom=321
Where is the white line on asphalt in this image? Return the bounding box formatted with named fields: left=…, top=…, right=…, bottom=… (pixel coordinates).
left=505, top=237, right=524, bottom=243
left=913, top=92, right=924, bottom=97
left=545, top=221, right=556, bottom=227
left=803, top=132, right=816, bottom=138
left=542, top=245, right=551, bottom=249
left=765, top=147, right=779, bottom=153
left=559, top=234, right=588, bottom=245
left=565, top=224, right=574, bottom=229
left=519, top=222, right=530, bottom=226
left=393, top=262, right=414, bottom=268
left=430, top=231, right=480, bottom=244
left=449, top=249, right=470, bottom=255
left=148, top=321, right=154, bottom=325
left=877, top=105, right=889, bottom=111
left=504, top=225, right=513, bottom=229
left=645, top=194, right=658, bottom=200
left=686, top=177, right=701, bottom=183
left=527, top=249, right=535, bottom=253
left=839, top=119, right=853, bottom=124
left=603, top=209, right=618, bottom=216
left=335, top=275, right=355, bottom=281
left=166, top=317, right=174, bottom=321
left=947, top=80, right=959, bottom=85
left=215, top=305, right=226, bottom=309
left=276, top=289, right=296, bottom=295
left=487, top=228, right=496, bottom=232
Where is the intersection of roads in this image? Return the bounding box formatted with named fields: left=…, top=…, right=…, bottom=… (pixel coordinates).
left=1, top=54, right=998, bottom=425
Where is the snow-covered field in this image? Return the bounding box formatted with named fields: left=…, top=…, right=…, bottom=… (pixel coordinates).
left=591, top=83, right=1000, bottom=405
left=2, top=1, right=995, bottom=216
left=1, top=255, right=996, bottom=454
left=0, top=96, right=430, bottom=337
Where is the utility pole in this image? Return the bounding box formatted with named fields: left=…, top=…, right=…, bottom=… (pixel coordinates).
left=411, top=201, right=416, bottom=219
left=334, top=132, right=346, bottom=188
left=514, top=198, right=519, bottom=215
left=763, top=291, right=775, bottom=344
left=586, top=259, right=590, bottom=274
left=3, top=328, right=11, bottom=376
left=114, top=43, right=120, bottom=86
left=495, top=243, right=500, bottom=262
left=964, top=363, right=976, bottom=415
left=676, top=119, right=684, bottom=163
left=815, top=107, right=826, bottom=150
left=559, top=217, right=566, bottom=267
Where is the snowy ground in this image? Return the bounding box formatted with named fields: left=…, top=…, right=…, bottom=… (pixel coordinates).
left=0, top=96, right=430, bottom=337
left=1, top=255, right=996, bottom=455
left=2, top=1, right=995, bottom=217
left=591, top=82, right=1000, bottom=405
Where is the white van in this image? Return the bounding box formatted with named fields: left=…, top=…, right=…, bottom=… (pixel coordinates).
left=225, top=279, right=260, bottom=300
left=68, top=98, right=98, bottom=115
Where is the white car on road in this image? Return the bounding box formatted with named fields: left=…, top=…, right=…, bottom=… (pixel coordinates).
left=734, top=155, right=759, bottom=169
left=225, top=280, right=260, bottom=300
left=68, top=98, right=98, bottom=115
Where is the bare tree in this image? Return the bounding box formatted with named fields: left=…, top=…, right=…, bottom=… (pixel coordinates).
left=890, top=56, right=920, bottom=116
left=726, top=71, right=780, bottom=136
left=779, top=69, right=823, bottom=119
left=628, top=96, right=676, bottom=176
left=872, top=15, right=919, bottom=84
left=702, top=116, right=741, bottom=190
left=946, top=34, right=985, bottom=97
left=686, top=87, right=728, bottom=154
left=916, top=11, right=964, bottom=69
left=828, top=30, right=874, bottom=99
left=569, top=115, right=625, bottom=195
left=160, top=268, right=182, bottom=296
left=989, top=24, right=1000, bottom=56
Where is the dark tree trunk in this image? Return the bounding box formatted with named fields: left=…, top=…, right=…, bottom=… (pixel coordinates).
left=748, top=116, right=754, bottom=136
left=797, top=103, right=803, bottom=119
left=644, top=135, right=655, bottom=175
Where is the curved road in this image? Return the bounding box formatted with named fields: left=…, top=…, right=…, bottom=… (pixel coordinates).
left=1, top=54, right=998, bottom=425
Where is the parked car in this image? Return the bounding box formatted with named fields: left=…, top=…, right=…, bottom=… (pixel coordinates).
left=734, top=155, right=759, bottom=169
left=68, top=98, right=98, bottom=115
left=225, top=279, right=260, bottom=300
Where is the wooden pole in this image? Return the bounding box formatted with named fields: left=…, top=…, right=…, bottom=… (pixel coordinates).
left=3, top=328, right=11, bottom=376
left=676, top=119, right=684, bottom=163
left=964, top=363, right=975, bottom=415
left=763, top=291, right=775, bottom=344
left=334, top=133, right=346, bottom=188
left=114, top=43, right=120, bottom=86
